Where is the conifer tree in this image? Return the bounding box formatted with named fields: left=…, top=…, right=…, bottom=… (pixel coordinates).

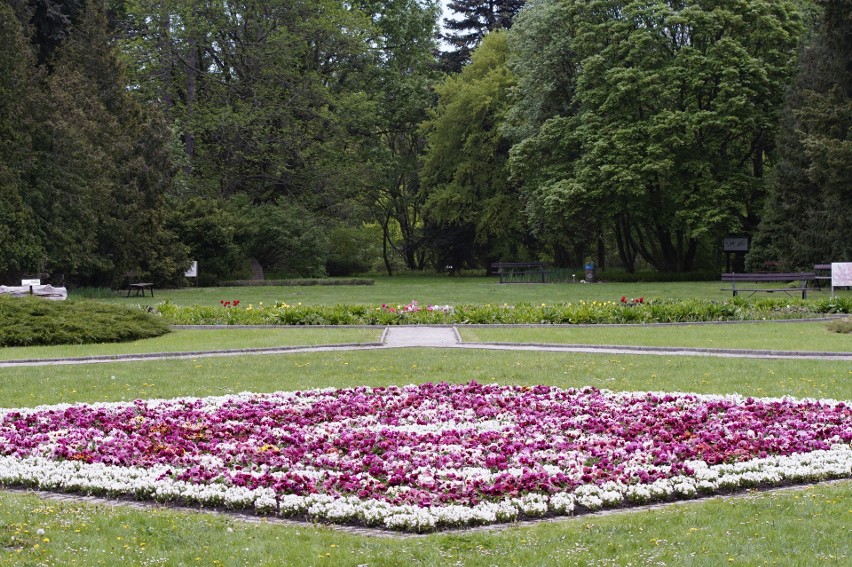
left=750, top=0, right=852, bottom=268
left=442, top=0, right=525, bottom=71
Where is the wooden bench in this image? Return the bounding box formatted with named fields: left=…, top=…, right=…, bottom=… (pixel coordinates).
left=721, top=272, right=815, bottom=299
left=814, top=264, right=831, bottom=290
left=491, top=262, right=551, bottom=284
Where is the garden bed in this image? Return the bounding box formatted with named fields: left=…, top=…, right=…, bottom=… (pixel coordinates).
left=1, top=383, right=848, bottom=532
left=154, top=296, right=852, bottom=326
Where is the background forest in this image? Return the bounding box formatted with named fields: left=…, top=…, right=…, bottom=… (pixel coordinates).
left=0, top=0, right=849, bottom=288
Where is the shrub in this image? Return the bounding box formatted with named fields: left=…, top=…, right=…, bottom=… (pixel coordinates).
left=0, top=297, right=170, bottom=347
left=826, top=317, right=852, bottom=334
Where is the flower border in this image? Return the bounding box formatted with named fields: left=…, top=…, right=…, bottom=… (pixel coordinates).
left=1, top=388, right=850, bottom=532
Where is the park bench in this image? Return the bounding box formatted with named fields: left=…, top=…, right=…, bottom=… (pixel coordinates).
left=814, top=264, right=831, bottom=290
left=721, top=272, right=815, bottom=299
left=491, top=262, right=551, bottom=284
left=126, top=271, right=154, bottom=298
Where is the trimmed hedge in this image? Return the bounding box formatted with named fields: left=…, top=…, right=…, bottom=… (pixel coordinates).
left=0, top=297, right=170, bottom=347
left=156, top=296, right=852, bottom=326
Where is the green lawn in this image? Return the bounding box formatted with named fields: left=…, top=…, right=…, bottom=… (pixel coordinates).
left=0, top=347, right=849, bottom=565
left=1, top=348, right=850, bottom=408
left=80, top=277, right=850, bottom=307
left=1, top=286, right=850, bottom=565
left=459, top=321, right=852, bottom=352
left=1, top=479, right=848, bottom=566
left=0, top=328, right=382, bottom=361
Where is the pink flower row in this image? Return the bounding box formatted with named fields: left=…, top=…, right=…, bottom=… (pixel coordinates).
left=0, top=383, right=848, bottom=509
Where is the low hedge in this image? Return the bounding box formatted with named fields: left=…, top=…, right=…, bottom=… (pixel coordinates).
left=156, top=296, right=852, bottom=326
left=0, top=297, right=170, bottom=347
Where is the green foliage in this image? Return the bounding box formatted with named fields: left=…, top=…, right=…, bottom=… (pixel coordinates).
left=156, top=296, right=850, bottom=326
left=0, top=296, right=169, bottom=347
left=165, top=196, right=248, bottom=286
left=0, top=1, right=188, bottom=288
left=422, top=31, right=528, bottom=269
left=750, top=0, right=852, bottom=268
left=507, top=0, right=805, bottom=272
left=233, top=197, right=330, bottom=279
left=0, top=4, right=46, bottom=282
left=325, top=224, right=384, bottom=276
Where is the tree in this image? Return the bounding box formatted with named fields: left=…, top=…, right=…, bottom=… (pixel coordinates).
left=421, top=31, right=528, bottom=269
left=5, top=0, right=188, bottom=286
left=507, top=0, right=805, bottom=272
left=441, top=0, right=525, bottom=71
left=505, top=0, right=595, bottom=268
left=0, top=2, right=44, bottom=282
left=352, top=0, right=441, bottom=274
left=750, top=0, right=852, bottom=268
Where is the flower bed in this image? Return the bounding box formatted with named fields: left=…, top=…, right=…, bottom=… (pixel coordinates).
left=0, top=383, right=849, bottom=532
left=154, top=296, right=852, bottom=326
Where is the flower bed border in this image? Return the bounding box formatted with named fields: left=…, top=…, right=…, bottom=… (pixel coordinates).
left=1, top=386, right=850, bottom=532
left=1, top=448, right=849, bottom=532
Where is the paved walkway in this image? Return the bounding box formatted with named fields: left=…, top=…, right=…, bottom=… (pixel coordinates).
left=1, top=325, right=850, bottom=367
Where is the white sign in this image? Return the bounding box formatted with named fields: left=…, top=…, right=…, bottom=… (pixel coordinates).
left=831, top=262, right=852, bottom=287
left=21, top=279, right=41, bottom=286
left=723, top=236, right=749, bottom=252
left=184, top=261, right=198, bottom=278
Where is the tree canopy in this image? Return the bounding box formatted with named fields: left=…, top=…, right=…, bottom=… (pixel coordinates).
left=0, top=0, right=839, bottom=283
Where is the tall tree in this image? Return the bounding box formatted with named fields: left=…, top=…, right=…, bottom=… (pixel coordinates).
left=505, top=0, right=595, bottom=268
left=6, top=0, right=188, bottom=286
left=421, top=31, right=528, bottom=269
left=0, top=2, right=44, bottom=282
left=507, top=0, right=805, bottom=272
left=441, top=0, right=525, bottom=71
left=353, top=0, right=441, bottom=273
left=750, top=0, right=852, bottom=268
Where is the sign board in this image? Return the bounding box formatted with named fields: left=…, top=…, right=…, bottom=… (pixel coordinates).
left=831, top=262, right=852, bottom=287
left=21, top=279, right=40, bottom=286
left=723, top=236, right=749, bottom=253
left=184, top=261, right=198, bottom=278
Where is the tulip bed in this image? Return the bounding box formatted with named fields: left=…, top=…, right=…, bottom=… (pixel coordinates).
left=1, top=382, right=849, bottom=532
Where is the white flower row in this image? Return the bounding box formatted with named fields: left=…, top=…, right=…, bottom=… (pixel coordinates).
left=1, top=444, right=849, bottom=532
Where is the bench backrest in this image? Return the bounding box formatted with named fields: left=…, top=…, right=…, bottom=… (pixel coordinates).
left=721, top=272, right=815, bottom=282
left=491, top=262, right=549, bottom=268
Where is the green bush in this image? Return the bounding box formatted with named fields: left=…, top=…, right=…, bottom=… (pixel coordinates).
left=0, top=297, right=170, bottom=347
left=826, top=317, right=852, bottom=334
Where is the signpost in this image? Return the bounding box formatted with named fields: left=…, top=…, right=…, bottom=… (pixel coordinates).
left=184, top=261, right=198, bottom=286
left=831, top=262, right=852, bottom=295
left=723, top=235, right=749, bottom=272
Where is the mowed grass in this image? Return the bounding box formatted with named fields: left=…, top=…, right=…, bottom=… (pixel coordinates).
left=1, top=348, right=850, bottom=408
left=459, top=321, right=852, bottom=352
left=0, top=349, right=849, bottom=565
left=82, top=277, right=852, bottom=307
left=1, top=479, right=848, bottom=566
left=1, top=302, right=850, bottom=564
left=0, top=328, right=382, bottom=361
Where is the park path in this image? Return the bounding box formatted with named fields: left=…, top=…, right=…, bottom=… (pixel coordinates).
left=1, top=325, right=850, bottom=367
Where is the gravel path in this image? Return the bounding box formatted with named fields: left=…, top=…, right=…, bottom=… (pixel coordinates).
left=0, top=325, right=849, bottom=367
